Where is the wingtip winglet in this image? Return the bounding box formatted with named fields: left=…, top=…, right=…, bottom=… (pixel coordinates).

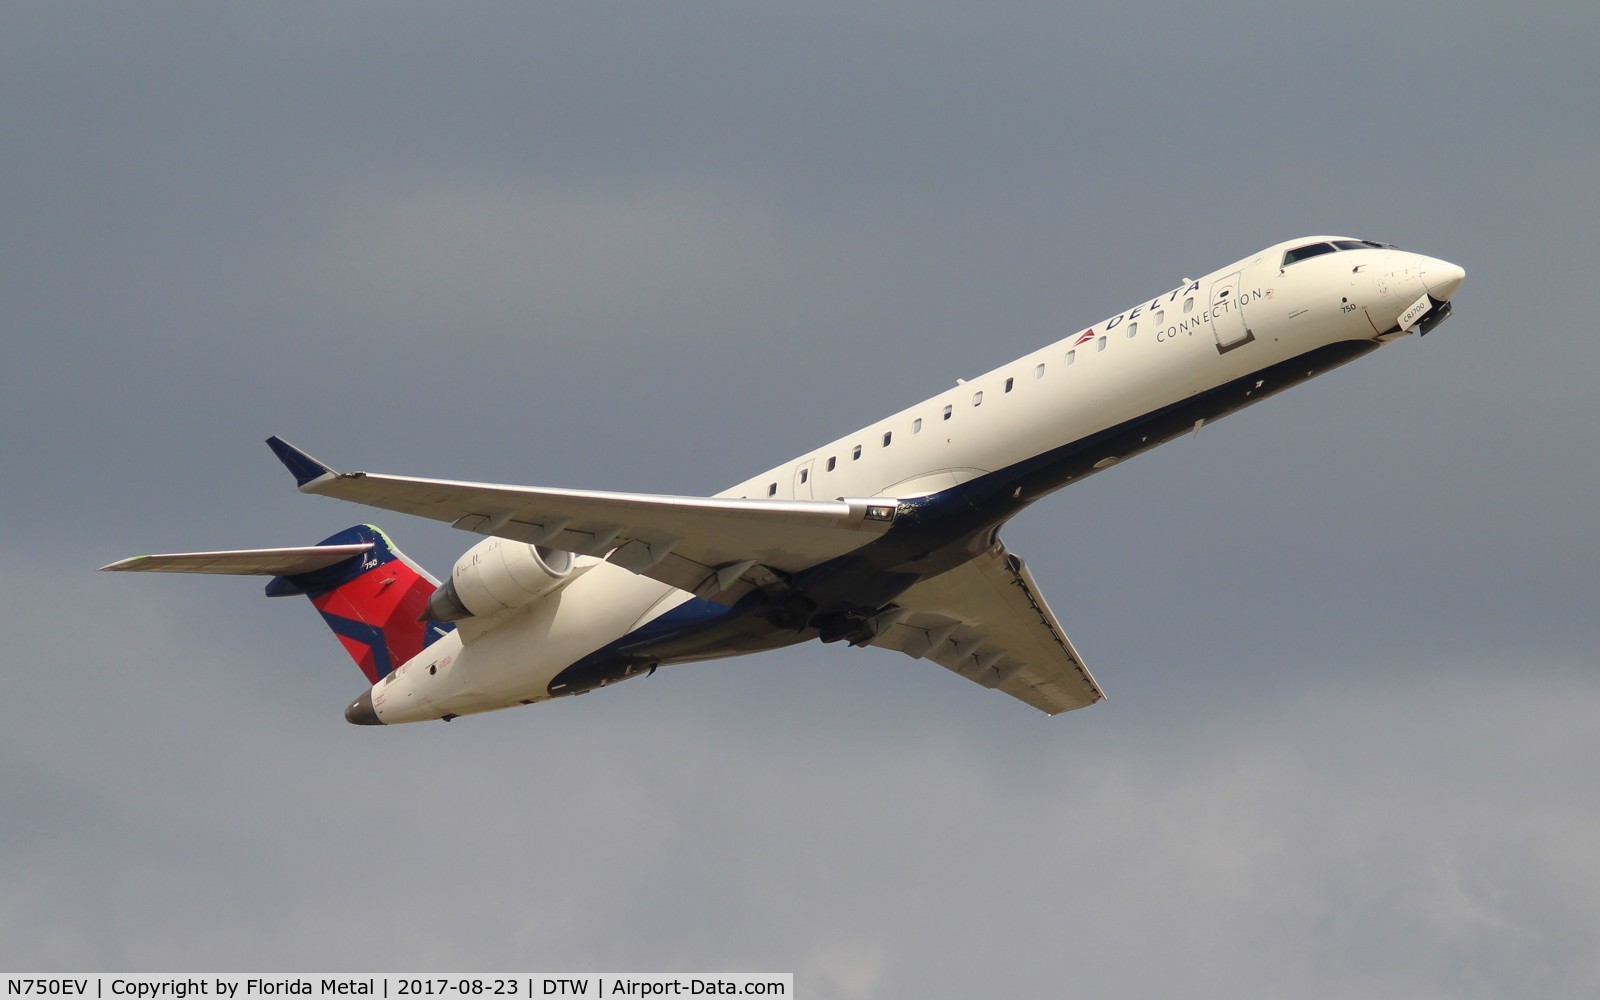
left=266, top=435, right=335, bottom=489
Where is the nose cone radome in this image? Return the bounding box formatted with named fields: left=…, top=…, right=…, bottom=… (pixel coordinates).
left=1422, top=258, right=1465, bottom=301
left=345, top=689, right=383, bottom=726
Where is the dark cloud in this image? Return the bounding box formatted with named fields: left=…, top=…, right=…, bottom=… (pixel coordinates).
left=2, top=3, right=1596, bottom=996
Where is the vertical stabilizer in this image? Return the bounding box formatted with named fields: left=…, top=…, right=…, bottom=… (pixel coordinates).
left=265, top=525, right=454, bottom=683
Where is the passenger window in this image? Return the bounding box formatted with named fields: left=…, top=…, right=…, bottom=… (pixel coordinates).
left=1066, top=350, right=1076, bottom=365
left=827, top=457, right=836, bottom=472
left=1096, top=336, right=1107, bottom=352
left=1005, top=377, right=1014, bottom=393
left=943, top=404, right=953, bottom=420
left=1034, top=363, right=1045, bottom=379
left=1153, top=309, right=1165, bottom=325
left=1183, top=297, right=1195, bottom=313
left=852, top=445, right=862, bottom=460
left=767, top=483, right=777, bottom=497
left=913, top=417, right=923, bottom=433
left=1127, top=321, right=1138, bottom=339
left=800, top=468, right=809, bottom=484
left=972, top=391, right=984, bottom=406
left=882, top=431, right=892, bottom=447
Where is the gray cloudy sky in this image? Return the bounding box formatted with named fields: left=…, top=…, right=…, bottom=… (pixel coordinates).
left=4, top=3, right=1598, bottom=997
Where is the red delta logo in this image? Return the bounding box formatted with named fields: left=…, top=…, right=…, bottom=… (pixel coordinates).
left=1073, top=328, right=1097, bottom=346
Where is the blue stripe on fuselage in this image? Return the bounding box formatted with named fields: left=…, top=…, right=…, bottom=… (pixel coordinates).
left=545, top=338, right=1379, bottom=698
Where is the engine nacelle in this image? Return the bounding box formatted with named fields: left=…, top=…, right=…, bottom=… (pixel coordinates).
left=424, top=536, right=575, bottom=622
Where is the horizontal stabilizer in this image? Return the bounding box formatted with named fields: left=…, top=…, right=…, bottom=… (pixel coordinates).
left=100, top=544, right=373, bottom=576
left=102, top=525, right=450, bottom=687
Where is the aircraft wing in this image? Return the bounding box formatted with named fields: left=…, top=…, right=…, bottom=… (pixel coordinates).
left=869, top=539, right=1104, bottom=715
left=265, top=437, right=897, bottom=601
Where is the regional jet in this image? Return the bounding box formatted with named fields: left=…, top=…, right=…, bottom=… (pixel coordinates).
left=104, top=237, right=1464, bottom=725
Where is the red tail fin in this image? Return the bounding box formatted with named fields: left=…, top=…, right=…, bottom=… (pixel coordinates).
left=266, top=525, right=455, bottom=683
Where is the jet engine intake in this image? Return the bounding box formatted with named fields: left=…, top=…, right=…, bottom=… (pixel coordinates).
left=424, top=536, right=575, bottom=622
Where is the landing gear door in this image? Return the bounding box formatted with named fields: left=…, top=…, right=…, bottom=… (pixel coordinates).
left=1209, top=271, right=1255, bottom=354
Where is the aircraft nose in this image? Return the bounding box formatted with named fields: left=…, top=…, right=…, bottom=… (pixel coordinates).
left=345, top=689, right=383, bottom=726
left=1422, top=258, right=1465, bottom=301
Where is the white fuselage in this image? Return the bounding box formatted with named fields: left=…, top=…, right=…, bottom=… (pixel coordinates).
left=367, top=237, right=1463, bottom=723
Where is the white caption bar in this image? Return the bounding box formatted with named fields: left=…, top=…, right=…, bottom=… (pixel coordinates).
left=1, top=977, right=793, bottom=999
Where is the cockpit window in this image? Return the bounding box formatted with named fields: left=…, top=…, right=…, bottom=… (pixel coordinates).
left=1282, top=242, right=1337, bottom=265
left=1282, top=239, right=1398, bottom=267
